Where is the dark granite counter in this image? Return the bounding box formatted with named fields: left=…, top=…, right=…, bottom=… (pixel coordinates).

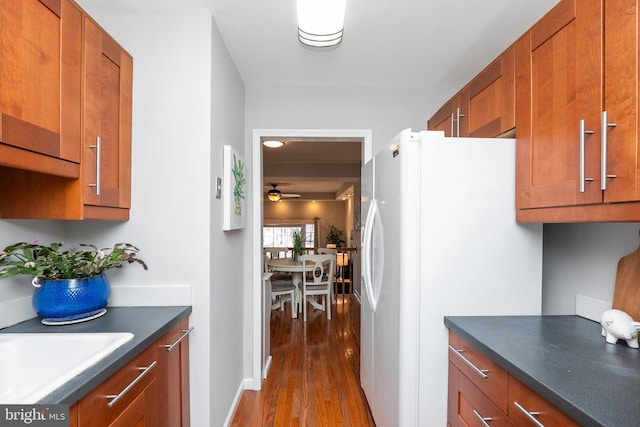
left=0, top=306, right=192, bottom=405
left=444, top=315, right=640, bottom=427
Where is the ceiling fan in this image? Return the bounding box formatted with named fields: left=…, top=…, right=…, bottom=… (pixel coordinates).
left=266, top=184, right=301, bottom=201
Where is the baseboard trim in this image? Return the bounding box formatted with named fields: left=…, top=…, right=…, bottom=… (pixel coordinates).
left=262, top=355, right=272, bottom=379
left=224, top=378, right=252, bottom=427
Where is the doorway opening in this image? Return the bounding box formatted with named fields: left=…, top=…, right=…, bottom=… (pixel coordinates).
left=250, top=129, right=372, bottom=388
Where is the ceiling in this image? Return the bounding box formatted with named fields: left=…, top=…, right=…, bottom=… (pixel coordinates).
left=262, top=138, right=362, bottom=201
left=79, top=0, right=561, bottom=200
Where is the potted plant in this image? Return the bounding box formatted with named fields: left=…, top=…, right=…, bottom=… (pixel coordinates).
left=293, top=231, right=304, bottom=261
left=326, top=225, right=346, bottom=248
left=0, top=241, right=148, bottom=321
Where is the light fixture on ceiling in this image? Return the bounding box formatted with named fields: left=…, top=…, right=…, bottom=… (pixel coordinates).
left=267, top=184, right=282, bottom=202
left=297, top=0, right=346, bottom=48
left=263, top=140, right=284, bottom=148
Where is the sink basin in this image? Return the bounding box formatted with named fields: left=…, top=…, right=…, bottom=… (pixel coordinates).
left=0, top=332, right=134, bottom=404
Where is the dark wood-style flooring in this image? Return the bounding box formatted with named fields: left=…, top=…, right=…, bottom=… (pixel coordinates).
left=231, top=295, right=376, bottom=426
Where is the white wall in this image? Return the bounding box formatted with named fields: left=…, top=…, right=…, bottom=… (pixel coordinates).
left=209, top=14, right=247, bottom=427
left=246, top=86, right=432, bottom=156
left=542, top=223, right=640, bottom=315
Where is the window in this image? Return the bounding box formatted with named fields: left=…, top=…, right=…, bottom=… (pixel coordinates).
left=263, top=223, right=315, bottom=249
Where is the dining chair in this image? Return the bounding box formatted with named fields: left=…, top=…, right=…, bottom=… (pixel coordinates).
left=316, top=248, right=337, bottom=303
left=264, top=255, right=297, bottom=317
left=298, top=254, right=335, bottom=321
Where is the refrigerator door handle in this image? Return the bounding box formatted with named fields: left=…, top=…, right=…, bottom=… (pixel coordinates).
left=363, top=200, right=379, bottom=312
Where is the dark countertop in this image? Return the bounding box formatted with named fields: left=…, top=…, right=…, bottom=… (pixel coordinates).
left=0, top=306, right=192, bottom=405
left=444, top=315, right=640, bottom=427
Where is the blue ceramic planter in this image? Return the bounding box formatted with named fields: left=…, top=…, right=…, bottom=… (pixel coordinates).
left=32, top=274, right=111, bottom=318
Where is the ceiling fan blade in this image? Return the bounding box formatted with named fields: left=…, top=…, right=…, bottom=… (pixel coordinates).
left=280, top=193, right=302, bottom=198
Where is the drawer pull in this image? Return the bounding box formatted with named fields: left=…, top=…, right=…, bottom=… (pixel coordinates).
left=514, top=401, right=544, bottom=427
left=164, top=326, right=194, bottom=352
left=106, top=360, right=157, bottom=408
left=473, top=409, right=493, bottom=427
left=448, top=345, right=489, bottom=379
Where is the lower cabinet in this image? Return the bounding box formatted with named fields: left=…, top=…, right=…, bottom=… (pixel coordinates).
left=448, top=331, right=578, bottom=427
left=156, top=318, right=192, bottom=427
left=69, top=320, right=191, bottom=427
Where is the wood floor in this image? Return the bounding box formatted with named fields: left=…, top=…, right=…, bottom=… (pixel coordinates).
left=230, top=295, right=376, bottom=426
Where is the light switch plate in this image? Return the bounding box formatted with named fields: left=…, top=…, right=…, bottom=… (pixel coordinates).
left=216, top=177, right=222, bottom=199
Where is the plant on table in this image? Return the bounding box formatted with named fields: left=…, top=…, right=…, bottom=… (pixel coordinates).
left=293, top=231, right=304, bottom=259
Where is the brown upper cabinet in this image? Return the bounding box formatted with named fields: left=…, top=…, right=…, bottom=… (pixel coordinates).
left=427, top=45, right=516, bottom=139
left=427, top=89, right=468, bottom=137
left=0, top=0, right=82, bottom=178
left=0, top=2, right=133, bottom=220
left=516, top=0, right=640, bottom=222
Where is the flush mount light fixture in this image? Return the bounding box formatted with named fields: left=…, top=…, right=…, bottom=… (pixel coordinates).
left=297, top=0, right=346, bottom=48
left=263, top=140, right=284, bottom=148
left=267, top=184, right=282, bottom=202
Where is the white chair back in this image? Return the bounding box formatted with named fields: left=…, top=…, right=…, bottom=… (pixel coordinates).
left=299, top=254, right=335, bottom=321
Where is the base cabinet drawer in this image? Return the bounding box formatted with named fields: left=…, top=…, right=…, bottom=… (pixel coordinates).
left=458, top=370, right=514, bottom=427
left=508, top=376, right=579, bottom=427
left=77, top=345, right=158, bottom=427
left=449, top=331, right=509, bottom=413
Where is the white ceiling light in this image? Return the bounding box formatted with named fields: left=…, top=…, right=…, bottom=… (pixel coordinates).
left=297, top=0, right=346, bottom=48
left=263, top=140, right=284, bottom=148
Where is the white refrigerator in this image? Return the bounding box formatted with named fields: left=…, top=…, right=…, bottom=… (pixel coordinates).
left=360, top=129, right=542, bottom=427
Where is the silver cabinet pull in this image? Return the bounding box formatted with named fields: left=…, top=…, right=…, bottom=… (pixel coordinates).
left=88, top=136, right=102, bottom=195
left=450, top=113, right=455, bottom=137
left=473, top=409, right=493, bottom=427
left=456, top=107, right=465, bottom=138
left=163, top=326, right=194, bottom=352
left=513, top=401, right=544, bottom=427
left=601, top=110, right=617, bottom=190
left=448, top=345, right=488, bottom=379
left=106, top=360, right=157, bottom=408
left=579, top=119, right=594, bottom=192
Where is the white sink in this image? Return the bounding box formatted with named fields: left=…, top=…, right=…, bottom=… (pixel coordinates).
left=0, top=332, right=134, bottom=404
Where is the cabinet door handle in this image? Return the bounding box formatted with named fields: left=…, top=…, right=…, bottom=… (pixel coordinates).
left=579, top=119, right=594, bottom=193
left=456, top=107, right=465, bottom=138
left=473, top=409, right=493, bottom=426
left=450, top=113, right=455, bottom=137
left=601, top=111, right=617, bottom=190
left=448, top=345, right=488, bottom=379
left=513, top=401, right=544, bottom=427
left=163, top=326, right=194, bottom=352
left=106, top=360, right=157, bottom=408
left=88, top=136, right=102, bottom=196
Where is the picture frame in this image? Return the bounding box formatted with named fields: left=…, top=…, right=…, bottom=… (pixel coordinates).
left=222, top=145, right=246, bottom=230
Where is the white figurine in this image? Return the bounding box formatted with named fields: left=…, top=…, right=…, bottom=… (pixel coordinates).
left=600, top=309, right=640, bottom=349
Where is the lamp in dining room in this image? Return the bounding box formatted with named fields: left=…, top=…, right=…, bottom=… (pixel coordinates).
left=267, top=184, right=282, bottom=202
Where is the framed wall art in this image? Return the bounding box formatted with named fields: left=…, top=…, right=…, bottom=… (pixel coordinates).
left=222, top=145, right=246, bottom=230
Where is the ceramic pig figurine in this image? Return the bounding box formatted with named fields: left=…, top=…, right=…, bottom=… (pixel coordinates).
left=600, top=309, right=640, bottom=349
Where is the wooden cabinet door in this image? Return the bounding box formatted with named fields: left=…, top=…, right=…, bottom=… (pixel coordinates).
left=515, top=0, right=603, bottom=209
left=428, top=89, right=469, bottom=137
left=508, top=376, right=579, bottom=427
left=467, top=45, right=515, bottom=138
left=156, top=318, right=191, bottom=427
left=0, top=0, right=82, bottom=177
left=108, top=381, right=158, bottom=427
left=602, top=0, right=640, bottom=203
left=83, top=17, right=133, bottom=212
